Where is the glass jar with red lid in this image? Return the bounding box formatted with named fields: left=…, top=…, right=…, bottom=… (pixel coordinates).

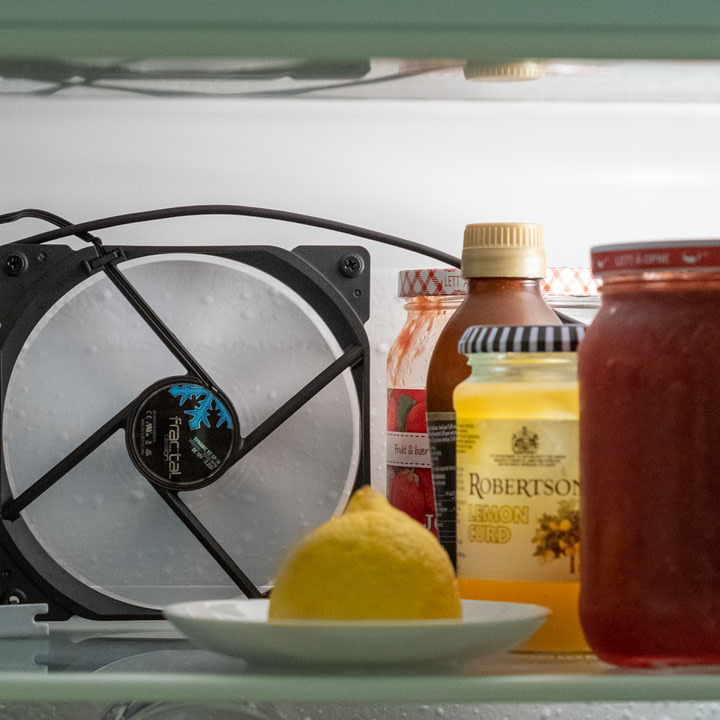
left=578, top=239, right=720, bottom=667
left=386, top=268, right=465, bottom=536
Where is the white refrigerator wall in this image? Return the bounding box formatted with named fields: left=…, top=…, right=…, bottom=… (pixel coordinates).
left=2, top=97, right=720, bottom=492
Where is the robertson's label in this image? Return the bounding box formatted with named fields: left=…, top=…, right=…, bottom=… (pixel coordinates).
left=456, top=419, right=580, bottom=583
left=386, top=388, right=436, bottom=535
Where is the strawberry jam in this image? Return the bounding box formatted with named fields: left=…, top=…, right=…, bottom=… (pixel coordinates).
left=579, top=240, right=720, bottom=667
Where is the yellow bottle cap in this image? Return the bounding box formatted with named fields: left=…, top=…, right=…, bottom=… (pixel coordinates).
left=464, top=60, right=546, bottom=82
left=461, top=222, right=547, bottom=279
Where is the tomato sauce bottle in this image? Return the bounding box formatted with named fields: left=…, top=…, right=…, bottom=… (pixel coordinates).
left=579, top=239, right=720, bottom=667
left=387, top=269, right=465, bottom=534
left=426, top=223, right=560, bottom=565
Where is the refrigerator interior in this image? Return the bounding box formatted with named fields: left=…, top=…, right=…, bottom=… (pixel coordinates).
left=2, top=72, right=720, bottom=494
left=3, top=8, right=720, bottom=716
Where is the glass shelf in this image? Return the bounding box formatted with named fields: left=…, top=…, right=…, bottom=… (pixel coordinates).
left=2, top=618, right=720, bottom=706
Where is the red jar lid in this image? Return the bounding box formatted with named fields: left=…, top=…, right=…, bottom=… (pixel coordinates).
left=591, top=240, right=720, bottom=276
left=398, top=268, right=466, bottom=297
left=543, top=267, right=599, bottom=296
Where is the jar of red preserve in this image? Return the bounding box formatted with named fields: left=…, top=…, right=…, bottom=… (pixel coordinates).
left=578, top=239, right=720, bottom=667
left=387, top=268, right=465, bottom=535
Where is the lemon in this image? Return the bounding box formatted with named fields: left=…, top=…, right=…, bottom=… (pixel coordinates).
left=268, top=485, right=462, bottom=622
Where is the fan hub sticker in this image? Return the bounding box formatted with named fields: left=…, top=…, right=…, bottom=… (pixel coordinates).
left=127, top=377, right=238, bottom=491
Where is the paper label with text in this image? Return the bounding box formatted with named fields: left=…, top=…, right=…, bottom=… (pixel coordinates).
left=456, top=418, right=580, bottom=583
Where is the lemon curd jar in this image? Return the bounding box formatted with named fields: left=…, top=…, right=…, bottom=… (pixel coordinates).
left=454, top=324, right=588, bottom=653
left=579, top=239, right=720, bottom=667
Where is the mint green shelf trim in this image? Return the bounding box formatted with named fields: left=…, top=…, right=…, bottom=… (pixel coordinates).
left=0, top=671, right=719, bottom=705
left=2, top=1, right=720, bottom=60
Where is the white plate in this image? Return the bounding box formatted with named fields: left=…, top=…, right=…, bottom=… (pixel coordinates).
left=164, top=598, right=549, bottom=667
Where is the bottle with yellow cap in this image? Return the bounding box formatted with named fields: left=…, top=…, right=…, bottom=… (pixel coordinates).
left=425, top=223, right=560, bottom=568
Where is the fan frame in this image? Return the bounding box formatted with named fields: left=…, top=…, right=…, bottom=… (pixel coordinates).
left=0, top=242, right=370, bottom=620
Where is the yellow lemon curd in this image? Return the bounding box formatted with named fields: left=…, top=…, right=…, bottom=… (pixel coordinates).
left=454, top=376, right=588, bottom=653
left=268, top=486, right=462, bottom=622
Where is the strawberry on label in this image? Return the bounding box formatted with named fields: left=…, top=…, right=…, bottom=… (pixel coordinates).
left=388, top=467, right=437, bottom=536
left=386, top=389, right=425, bottom=432
left=389, top=469, right=425, bottom=525
left=387, top=387, right=436, bottom=534
left=405, top=401, right=427, bottom=433
left=398, top=389, right=425, bottom=404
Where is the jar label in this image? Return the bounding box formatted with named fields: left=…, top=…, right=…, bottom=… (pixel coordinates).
left=456, top=418, right=580, bottom=583
left=386, top=388, right=436, bottom=536
left=386, top=432, right=431, bottom=468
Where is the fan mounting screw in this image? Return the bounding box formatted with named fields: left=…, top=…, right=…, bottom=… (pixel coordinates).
left=339, top=253, right=364, bottom=278
left=1, top=589, right=26, bottom=605
left=3, top=253, right=28, bottom=277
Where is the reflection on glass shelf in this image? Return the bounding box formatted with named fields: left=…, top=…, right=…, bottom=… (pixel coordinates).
left=1, top=57, right=720, bottom=102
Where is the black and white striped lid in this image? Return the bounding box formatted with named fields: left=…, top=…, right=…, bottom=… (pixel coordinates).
left=459, top=324, right=586, bottom=354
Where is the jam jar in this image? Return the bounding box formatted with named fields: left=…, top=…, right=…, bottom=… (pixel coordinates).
left=387, top=268, right=465, bottom=535
left=578, top=239, right=720, bottom=667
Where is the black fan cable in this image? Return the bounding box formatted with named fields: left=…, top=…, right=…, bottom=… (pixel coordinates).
left=0, top=207, right=103, bottom=248
left=1, top=204, right=462, bottom=268
left=0, top=204, right=580, bottom=322
left=0, top=58, right=456, bottom=99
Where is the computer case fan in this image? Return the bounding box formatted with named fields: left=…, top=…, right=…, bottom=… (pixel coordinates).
left=0, top=240, right=370, bottom=620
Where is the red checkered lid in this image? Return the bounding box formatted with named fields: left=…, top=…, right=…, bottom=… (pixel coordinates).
left=542, top=267, right=599, bottom=296
left=398, top=268, right=467, bottom=297
left=591, top=240, right=720, bottom=275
